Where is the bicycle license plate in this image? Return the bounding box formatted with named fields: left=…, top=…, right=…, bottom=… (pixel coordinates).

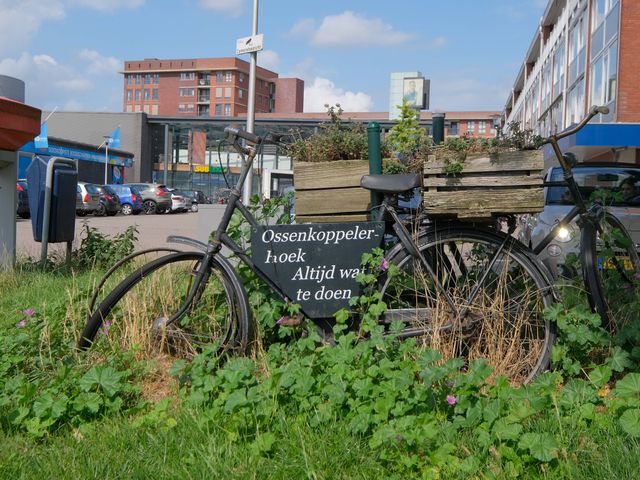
left=599, top=256, right=633, bottom=270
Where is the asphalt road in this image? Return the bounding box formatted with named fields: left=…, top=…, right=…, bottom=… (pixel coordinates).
left=15, top=211, right=203, bottom=259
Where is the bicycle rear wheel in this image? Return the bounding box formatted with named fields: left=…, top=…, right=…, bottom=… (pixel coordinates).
left=382, top=227, right=556, bottom=384
left=582, top=213, right=640, bottom=332
left=79, top=251, right=252, bottom=358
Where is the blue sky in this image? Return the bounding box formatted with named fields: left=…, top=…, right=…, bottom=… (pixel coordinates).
left=0, top=0, right=548, bottom=113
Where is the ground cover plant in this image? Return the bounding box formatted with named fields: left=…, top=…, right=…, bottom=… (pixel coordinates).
left=1, top=199, right=639, bottom=478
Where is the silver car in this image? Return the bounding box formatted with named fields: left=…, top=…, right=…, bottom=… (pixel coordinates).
left=76, top=182, right=101, bottom=216
left=519, top=163, right=640, bottom=279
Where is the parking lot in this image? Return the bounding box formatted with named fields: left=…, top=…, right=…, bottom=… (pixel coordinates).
left=15, top=211, right=202, bottom=259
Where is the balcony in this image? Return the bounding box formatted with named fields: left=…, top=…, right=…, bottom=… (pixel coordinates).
left=197, top=95, right=211, bottom=103
left=198, top=79, right=211, bottom=86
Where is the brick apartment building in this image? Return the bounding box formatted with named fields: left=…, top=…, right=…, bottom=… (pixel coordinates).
left=503, top=0, right=640, bottom=164
left=122, top=57, right=304, bottom=117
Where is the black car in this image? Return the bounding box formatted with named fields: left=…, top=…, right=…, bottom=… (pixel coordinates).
left=176, top=189, right=207, bottom=212
left=16, top=181, right=29, bottom=219
left=94, top=185, right=122, bottom=216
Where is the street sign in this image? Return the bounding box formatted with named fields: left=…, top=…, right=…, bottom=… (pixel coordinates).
left=251, top=222, right=385, bottom=318
left=236, top=34, right=264, bottom=55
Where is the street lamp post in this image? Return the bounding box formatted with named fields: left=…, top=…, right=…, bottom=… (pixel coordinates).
left=241, top=0, right=259, bottom=205
left=103, top=135, right=110, bottom=184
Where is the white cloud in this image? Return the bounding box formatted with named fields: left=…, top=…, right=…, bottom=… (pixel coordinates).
left=199, top=0, right=245, bottom=17
left=78, top=49, right=121, bottom=75
left=426, top=36, right=447, bottom=49
left=258, top=50, right=279, bottom=72
left=0, top=52, right=93, bottom=110
left=0, top=1, right=65, bottom=56
left=309, top=11, right=413, bottom=47
left=304, top=77, right=373, bottom=113
left=286, top=18, right=315, bottom=39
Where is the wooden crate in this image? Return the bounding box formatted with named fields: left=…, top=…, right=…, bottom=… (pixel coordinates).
left=294, top=160, right=371, bottom=223
left=422, top=150, right=544, bottom=220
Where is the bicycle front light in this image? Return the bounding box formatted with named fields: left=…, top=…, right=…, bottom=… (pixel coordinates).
left=554, top=224, right=577, bottom=243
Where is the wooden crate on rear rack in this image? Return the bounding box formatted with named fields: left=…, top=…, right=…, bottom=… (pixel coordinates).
left=294, top=159, right=371, bottom=223
left=422, top=149, right=544, bottom=221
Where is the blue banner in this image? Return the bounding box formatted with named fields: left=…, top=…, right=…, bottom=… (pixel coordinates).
left=19, top=141, right=132, bottom=167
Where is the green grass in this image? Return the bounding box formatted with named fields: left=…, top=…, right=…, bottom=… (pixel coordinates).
left=1, top=263, right=639, bottom=479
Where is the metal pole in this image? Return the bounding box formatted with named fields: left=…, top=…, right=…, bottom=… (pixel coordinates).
left=104, top=138, right=109, bottom=184
left=242, top=0, right=259, bottom=205
left=367, top=122, right=383, bottom=217
left=163, top=123, right=169, bottom=185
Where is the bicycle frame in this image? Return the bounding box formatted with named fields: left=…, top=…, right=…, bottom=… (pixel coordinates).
left=531, top=106, right=609, bottom=256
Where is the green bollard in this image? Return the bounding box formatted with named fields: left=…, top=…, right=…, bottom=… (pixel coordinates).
left=367, top=121, right=383, bottom=218
left=432, top=112, right=445, bottom=145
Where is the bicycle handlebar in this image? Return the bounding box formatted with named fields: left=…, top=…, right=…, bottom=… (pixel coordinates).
left=224, top=124, right=262, bottom=145
left=542, top=105, right=609, bottom=144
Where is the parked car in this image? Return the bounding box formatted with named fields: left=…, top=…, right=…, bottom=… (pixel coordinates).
left=174, top=189, right=201, bottom=212
left=76, top=182, right=101, bottom=216
left=94, top=185, right=121, bottom=216
left=16, top=181, right=30, bottom=219
left=166, top=188, right=189, bottom=213
left=127, top=183, right=172, bottom=214
left=519, top=163, right=640, bottom=279
left=107, top=184, right=143, bottom=215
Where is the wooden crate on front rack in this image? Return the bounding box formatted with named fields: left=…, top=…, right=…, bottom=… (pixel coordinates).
left=294, top=159, right=371, bottom=223
left=422, top=149, right=544, bottom=221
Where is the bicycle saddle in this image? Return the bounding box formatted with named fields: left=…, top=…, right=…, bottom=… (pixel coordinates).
left=360, top=173, right=422, bottom=194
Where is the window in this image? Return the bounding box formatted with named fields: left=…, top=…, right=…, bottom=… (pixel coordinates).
left=566, top=78, right=585, bottom=125
left=153, top=73, right=159, bottom=84
left=135, top=90, right=141, bottom=100
left=449, top=121, right=459, bottom=135
left=179, top=88, right=195, bottom=97
left=239, top=72, right=244, bottom=83
left=215, top=104, right=222, bottom=116
left=224, top=87, right=231, bottom=99
left=238, top=88, right=244, bottom=99
left=144, top=73, right=151, bottom=84
left=224, top=104, right=231, bottom=116
left=591, top=42, right=618, bottom=105
left=478, top=121, right=486, bottom=134
left=216, top=72, right=223, bottom=83
left=467, top=121, right=475, bottom=133
left=178, top=104, right=186, bottom=113
left=568, top=9, right=587, bottom=85
left=542, top=62, right=552, bottom=111
left=143, top=89, right=150, bottom=100
left=127, top=74, right=133, bottom=85
left=225, top=71, right=232, bottom=83
left=135, top=73, right=142, bottom=84
left=152, top=88, right=159, bottom=100
left=552, top=41, right=565, bottom=97
left=179, top=72, right=195, bottom=81
left=126, top=90, right=132, bottom=101
left=215, top=87, right=222, bottom=98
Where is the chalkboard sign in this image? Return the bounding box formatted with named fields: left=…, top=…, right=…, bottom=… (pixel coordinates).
left=251, top=222, right=385, bottom=318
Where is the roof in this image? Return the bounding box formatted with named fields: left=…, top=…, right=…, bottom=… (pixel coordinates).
left=0, top=96, right=41, bottom=151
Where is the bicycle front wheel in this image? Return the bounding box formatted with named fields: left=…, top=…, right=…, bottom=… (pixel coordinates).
left=382, top=227, right=556, bottom=384
left=582, top=213, right=640, bottom=332
left=79, top=251, right=252, bottom=358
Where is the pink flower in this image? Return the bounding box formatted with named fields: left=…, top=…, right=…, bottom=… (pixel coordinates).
left=446, top=395, right=457, bottom=405
left=276, top=316, right=286, bottom=326
left=635, top=271, right=640, bottom=280
left=16, top=319, right=26, bottom=328
left=100, top=320, right=111, bottom=336
left=380, top=258, right=389, bottom=272
left=22, top=308, right=35, bottom=317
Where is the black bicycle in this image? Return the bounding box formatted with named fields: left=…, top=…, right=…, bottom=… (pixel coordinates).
left=80, top=125, right=557, bottom=383
left=531, top=106, right=639, bottom=331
